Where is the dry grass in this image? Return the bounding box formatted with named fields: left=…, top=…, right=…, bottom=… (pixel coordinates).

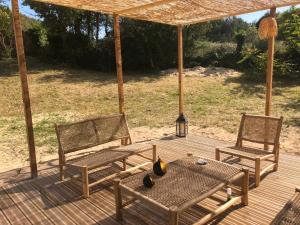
left=0, top=58, right=299, bottom=171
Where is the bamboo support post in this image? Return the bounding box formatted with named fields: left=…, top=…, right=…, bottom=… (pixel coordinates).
left=264, top=8, right=276, bottom=150
left=241, top=168, right=249, bottom=206
left=11, top=0, right=38, bottom=178
left=113, top=14, right=125, bottom=114
left=178, top=25, right=184, bottom=115
left=265, top=7, right=276, bottom=116
left=114, top=14, right=126, bottom=145
left=114, top=179, right=123, bottom=221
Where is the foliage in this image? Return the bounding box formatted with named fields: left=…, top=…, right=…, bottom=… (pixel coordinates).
left=238, top=47, right=298, bottom=79
left=190, top=42, right=237, bottom=68
left=1, top=1, right=299, bottom=78
left=235, top=30, right=246, bottom=53
left=0, top=4, right=13, bottom=58
left=279, top=8, right=300, bottom=66
left=206, top=17, right=249, bottom=42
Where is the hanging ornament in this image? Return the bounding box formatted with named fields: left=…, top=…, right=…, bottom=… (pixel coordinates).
left=143, top=174, right=155, bottom=188
left=153, top=157, right=167, bottom=176
left=258, top=17, right=278, bottom=40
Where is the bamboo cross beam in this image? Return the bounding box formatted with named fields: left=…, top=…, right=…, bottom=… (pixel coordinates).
left=113, top=14, right=125, bottom=114
left=265, top=7, right=276, bottom=116
left=11, top=0, right=38, bottom=178
left=178, top=25, right=184, bottom=115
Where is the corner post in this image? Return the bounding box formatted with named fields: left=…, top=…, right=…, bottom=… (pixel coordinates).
left=11, top=0, right=37, bottom=178
left=178, top=25, right=184, bottom=115
left=113, top=14, right=125, bottom=114
left=265, top=7, right=276, bottom=116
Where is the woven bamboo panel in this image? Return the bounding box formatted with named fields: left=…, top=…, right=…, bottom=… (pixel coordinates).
left=56, top=114, right=130, bottom=154
left=242, top=115, right=281, bottom=145
left=121, top=157, right=241, bottom=208
left=33, top=0, right=300, bottom=25
left=271, top=191, right=300, bottom=225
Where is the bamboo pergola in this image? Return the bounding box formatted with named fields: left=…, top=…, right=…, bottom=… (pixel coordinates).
left=10, top=0, right=300, bottom=177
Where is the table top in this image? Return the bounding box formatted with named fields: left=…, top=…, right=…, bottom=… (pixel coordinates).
left=120, top=156, right=242, bottom=209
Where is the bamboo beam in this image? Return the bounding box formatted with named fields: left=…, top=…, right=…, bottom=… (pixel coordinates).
left=113, top=14, right=125, bottom=114
left=178, top=25, right=184, bottom=115
left=265, top=7, right=276, bottom=116
left=11, top=0, right=38, bottom=178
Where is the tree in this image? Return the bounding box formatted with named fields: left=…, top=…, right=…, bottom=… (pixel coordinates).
left=0, top=4, right=13, bottom=58
left=278, top=7, right=300, bottom=73
left=235, top=30, right=246, bottom=54
left=280, top=8, right=300, bottom=54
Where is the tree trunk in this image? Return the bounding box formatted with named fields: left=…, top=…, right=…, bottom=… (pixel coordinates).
left=74, top=18, right=81, bottom=35
left=105, top=15, right=109, bottom=36
left=96, top=13, right=99, bottom=43
left=87, top=13, right=91, bottom=39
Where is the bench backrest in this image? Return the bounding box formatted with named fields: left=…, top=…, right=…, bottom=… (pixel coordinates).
left=55, top=114, right=131, bottom=155
left=236, top=113, right=283, bottom=153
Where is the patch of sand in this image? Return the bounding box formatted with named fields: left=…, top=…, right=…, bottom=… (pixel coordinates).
left=161, top=66, right=242, bottom=77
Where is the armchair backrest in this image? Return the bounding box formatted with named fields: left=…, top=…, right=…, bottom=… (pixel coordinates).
left=236, top=114, right=283, bottom=153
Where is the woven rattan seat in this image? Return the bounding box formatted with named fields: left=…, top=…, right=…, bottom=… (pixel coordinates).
left=55, top=114, right=155, bottom=197
left=216, top=114, right=283, bottom=187
left=271, top=188, right=300, bottom=225
left=67, top=144, right=152, bottom=169
left=217, top=146, right=273, bottom=160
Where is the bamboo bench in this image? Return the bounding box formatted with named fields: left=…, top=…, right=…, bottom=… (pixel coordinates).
left=55, top=114, right=155, bottom=198
left=271, top=187, right=300, bottom=225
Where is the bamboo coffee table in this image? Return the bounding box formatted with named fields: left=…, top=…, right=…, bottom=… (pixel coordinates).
left=114, top=155, right=249, bottom=225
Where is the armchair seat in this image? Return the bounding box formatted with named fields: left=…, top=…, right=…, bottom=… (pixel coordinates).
left=217, top=146, right=274, bottom=160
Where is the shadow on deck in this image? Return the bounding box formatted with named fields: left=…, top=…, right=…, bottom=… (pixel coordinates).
left=0, top=134, right=299, bottom=225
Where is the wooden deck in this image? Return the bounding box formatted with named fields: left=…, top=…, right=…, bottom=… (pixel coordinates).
left=0, top=134, right=299, bottom=225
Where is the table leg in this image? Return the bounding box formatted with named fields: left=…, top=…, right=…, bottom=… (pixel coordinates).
left=255, top=158, right=261, bottom=187
left=215, top=148, right=220, bottom=161
left=82, top=166, right=89, bottom=198
left=114, top=179, right=123, bottom=221
left=152, top=145, right=157, bottom=163
left=169, top=206, right=179, bottom=225
left=241, top=168, right=249, bottom=206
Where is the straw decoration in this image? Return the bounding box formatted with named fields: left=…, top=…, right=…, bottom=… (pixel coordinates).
left=258, top=17, right=278, bottom=39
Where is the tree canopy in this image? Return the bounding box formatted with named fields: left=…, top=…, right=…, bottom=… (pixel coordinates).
left=1, top=1, right=299, bottom=78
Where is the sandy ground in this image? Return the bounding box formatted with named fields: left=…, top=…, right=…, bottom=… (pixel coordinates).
left=0, top=125, right=298, bottom=173
left=0, top=65, right=298, bottom=173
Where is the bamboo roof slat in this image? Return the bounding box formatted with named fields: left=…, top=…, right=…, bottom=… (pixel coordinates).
left=33, top=0, right=300, bottom=25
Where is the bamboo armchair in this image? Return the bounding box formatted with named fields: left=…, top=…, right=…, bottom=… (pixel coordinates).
left=271, top=187, right=300, bottom=224
left=215, top=114, right=283, bottom=187
left=55, top=114, right=155, bottom=198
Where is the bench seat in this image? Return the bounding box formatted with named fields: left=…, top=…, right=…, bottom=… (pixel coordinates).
left=67, top=143, right=153, bottom=169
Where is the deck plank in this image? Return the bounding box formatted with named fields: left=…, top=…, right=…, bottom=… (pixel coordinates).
left=0, top=187, right=32, bottom=225
left=0, top=135, right=299, bottom=225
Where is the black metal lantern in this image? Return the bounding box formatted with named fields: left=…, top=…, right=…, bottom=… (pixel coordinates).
left=176, top=113, right=188, bottom=137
